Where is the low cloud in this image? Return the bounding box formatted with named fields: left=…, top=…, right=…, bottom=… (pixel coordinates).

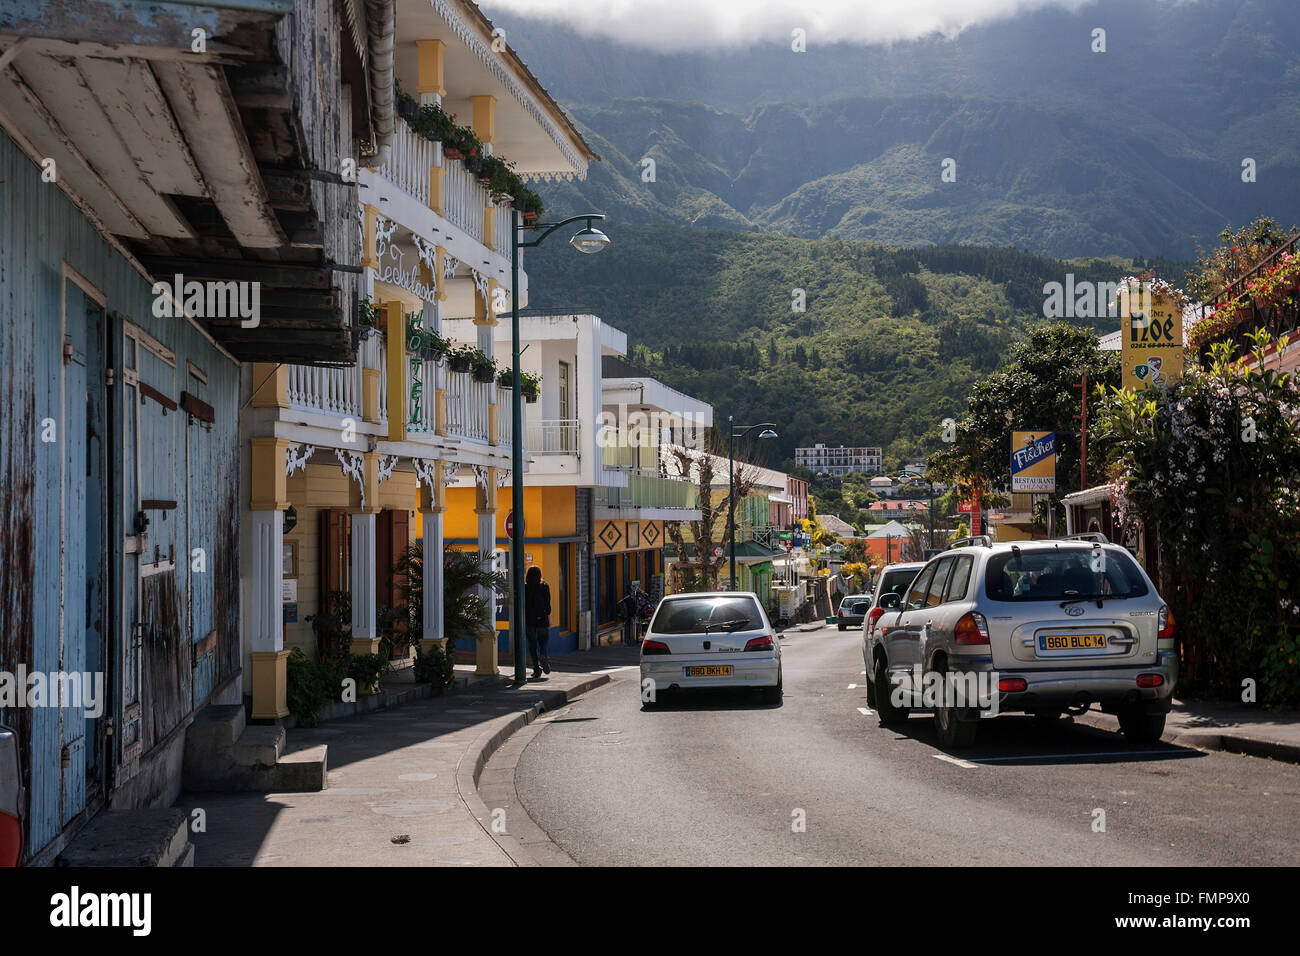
left=480, top=0, right=1101, bottom=52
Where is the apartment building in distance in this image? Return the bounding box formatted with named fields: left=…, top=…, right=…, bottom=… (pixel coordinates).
left=795, top=443, right=883, bottom=476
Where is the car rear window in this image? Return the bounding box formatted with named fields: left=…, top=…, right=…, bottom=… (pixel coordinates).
left=984, top=548, right=1150, bottom=601
left=877, top=568, right=921, bottom=600
left=651, top=596, right=764, bottom=634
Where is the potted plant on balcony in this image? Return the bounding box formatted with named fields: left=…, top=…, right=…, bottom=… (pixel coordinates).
left=520, top=370, right=541, bottom=403
left=357, top=294, right=378, bottom=328
left=411, top=102, right=456, bottom=144
left=422, top=328, right=452, bottom=362
left=495, top=368, right=514, bottom=389
left=448, top=344, right=474, bottom=374
left=469, top=348, right=497, bottom=383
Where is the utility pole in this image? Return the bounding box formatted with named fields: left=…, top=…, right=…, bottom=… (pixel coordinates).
left=1073, top=371, right=1088, bottom=491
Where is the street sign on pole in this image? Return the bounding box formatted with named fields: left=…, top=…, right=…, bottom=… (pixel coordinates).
left=505, top=510, right=514, bottom=540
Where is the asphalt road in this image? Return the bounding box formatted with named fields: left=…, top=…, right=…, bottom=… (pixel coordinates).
left=514, top=625, right=1300, bottom=866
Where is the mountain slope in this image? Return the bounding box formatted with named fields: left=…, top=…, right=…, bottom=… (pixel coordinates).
left=521, top=224, right=1189, bottom=468
left=490, top=0, right=1300, bottom=258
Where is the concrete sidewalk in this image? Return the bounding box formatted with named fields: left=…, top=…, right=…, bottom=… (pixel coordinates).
left=179, top=650, right=637, bottom=866
left=1075, top=698, right=1300, bottom=764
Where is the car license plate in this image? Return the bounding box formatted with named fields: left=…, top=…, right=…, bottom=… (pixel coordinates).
left=685, top=665, right=732, bottom=677
left=1040, top=633, right=1107, bottom=651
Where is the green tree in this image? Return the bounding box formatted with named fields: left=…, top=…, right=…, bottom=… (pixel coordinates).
left=927, top=322, right=1119, bottom=516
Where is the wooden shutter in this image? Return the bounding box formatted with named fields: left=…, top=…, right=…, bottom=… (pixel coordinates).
left=319, top=508, right=350, bottom=610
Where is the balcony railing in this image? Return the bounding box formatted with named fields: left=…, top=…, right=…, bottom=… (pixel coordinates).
left=286, top=359, right=365, bottom=419
left=285, top=332, right=521, bottom=452
left=595, top=468, right=696, bottom=510
left=527, top=419, right=580, bottom=456
left=377, top=119, right=434, bottom=207
left=375, top=116, right=520, bottom=254
left=445, top=371, right=493, bottom=443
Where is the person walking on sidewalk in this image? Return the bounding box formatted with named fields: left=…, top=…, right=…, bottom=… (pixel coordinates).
left=524, top=566, right=552, bottom=678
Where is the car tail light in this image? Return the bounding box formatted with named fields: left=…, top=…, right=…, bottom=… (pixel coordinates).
left=0, top=813, right=20, bottom=868
left=867, top=606, right=885, bottom=635
left=1137, top=673, right=1164, bottom=688
left=745, top=635, right=775, bottom=652
left=642, top=639, right=671, bottom=655
left=954, top=611, right=990, bottom=645
left=1157, top=605, right=1175, bottom=642
left=998, top=677, right=1027, bottom=692
left=0, top=726, right=20, bottom=867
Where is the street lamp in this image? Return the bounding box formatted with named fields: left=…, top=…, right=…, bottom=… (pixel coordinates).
left=510, top=211, right=609, bottom=685
left=727, top=416, right=778, bottom=589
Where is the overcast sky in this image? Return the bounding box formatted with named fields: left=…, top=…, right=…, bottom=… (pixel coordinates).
left=478, top=0, right=1106, bottom=52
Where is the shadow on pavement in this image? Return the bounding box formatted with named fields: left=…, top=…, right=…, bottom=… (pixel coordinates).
left=882, top=711, right=1206, bottom=766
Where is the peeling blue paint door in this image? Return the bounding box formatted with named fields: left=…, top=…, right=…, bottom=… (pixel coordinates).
left=61, top=277, right=107, bottom=825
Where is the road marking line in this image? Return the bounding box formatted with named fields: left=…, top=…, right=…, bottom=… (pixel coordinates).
left=848, top=683, right=858, bottom=689
left=967, top=750, right=1177, bottom=763
left=932, top=754, right=978, bottom=769
left=857, top=707, right=872, bottom=716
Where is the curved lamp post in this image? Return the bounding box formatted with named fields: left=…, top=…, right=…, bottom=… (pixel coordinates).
left=509, top=212, right=609, bottom=685
left=727, top=417, right=778, bottom=589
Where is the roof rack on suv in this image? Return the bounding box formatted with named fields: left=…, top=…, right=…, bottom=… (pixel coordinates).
left=1059, top=532, right=1110, bottom=544
left=950, top=535, right=993, bottom=549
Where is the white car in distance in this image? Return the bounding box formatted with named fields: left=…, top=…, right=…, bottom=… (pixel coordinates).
left=640, top=591, right=782, bottom=706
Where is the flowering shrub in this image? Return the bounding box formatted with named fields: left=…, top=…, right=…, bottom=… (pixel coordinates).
left=1188, top=251, right=1300, bottom=349
left=1097, top=329, right=1300, bottom=704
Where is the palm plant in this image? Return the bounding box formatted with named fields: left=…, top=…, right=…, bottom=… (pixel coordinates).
left=391, top=546, right=509, bottom=642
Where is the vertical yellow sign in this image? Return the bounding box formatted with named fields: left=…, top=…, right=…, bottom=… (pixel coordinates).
left=1119, top=285, right=1184, bottom=396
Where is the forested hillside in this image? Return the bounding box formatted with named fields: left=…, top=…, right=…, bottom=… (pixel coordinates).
left=523, top=224, right=1189, bottom=469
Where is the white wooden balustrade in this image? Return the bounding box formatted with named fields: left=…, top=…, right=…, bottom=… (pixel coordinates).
left=286, top=362, right=361, bottom=418
left=377, top=120, right=433, bottom=207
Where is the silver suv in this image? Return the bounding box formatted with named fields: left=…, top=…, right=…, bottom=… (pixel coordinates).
left=863, top=535, right=1177, bottom=748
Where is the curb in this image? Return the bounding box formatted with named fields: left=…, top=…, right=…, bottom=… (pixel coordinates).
left=1073, top=711, right=1300, bottom=765
left=454, top=673, right=614, bottom=866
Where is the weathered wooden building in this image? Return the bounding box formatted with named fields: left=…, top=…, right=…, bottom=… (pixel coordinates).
left=0, top=0, right=383, bottom=863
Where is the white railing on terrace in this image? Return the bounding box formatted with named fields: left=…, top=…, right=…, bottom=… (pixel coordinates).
left=286, top=362, right=362, bottom=419
left=527, top=419, right=581, bottom=456
left=377, top=120, right=434, bottom=207
left=443, top=156, right=486, bottom=245
left=493, top=203, right=513, bottom=253
left=444, top=371, right=493, bottom=443
left=496, top=386, right=513, bottom=448
left=375, top=117, right=522, bottom=255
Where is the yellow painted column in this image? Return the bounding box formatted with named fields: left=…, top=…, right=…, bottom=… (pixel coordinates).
left=470, top=95, right=496, bottom=147
left=417, top=40, right=446, bottom=100
left=251, top=363, right=288, bottom=409
left=361, top=204, right=379, bottom=269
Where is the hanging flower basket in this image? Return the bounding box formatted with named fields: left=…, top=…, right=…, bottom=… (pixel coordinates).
left=523, top=386, right=539, bottom=403
left=445, top=147, right=465, bottom=161
left=472, top=366, right=496, bottom=384
left=523, top=210, right=539, bottom=223
left=449, top=353, right=472, bottom=373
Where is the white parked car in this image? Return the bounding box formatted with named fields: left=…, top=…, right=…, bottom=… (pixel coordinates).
left=640, top=591, right=782, bottom=705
